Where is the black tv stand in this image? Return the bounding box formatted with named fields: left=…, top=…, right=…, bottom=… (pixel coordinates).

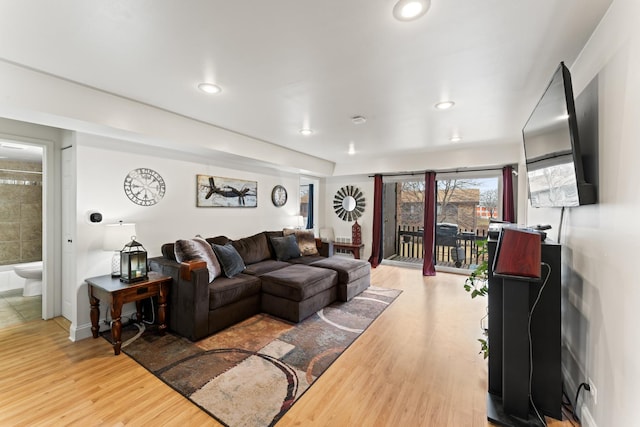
left=487, top=238, right=562, bottom=424
left=487, top=394, right=545, bottom=427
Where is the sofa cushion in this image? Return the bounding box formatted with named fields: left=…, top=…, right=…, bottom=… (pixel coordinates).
left=311, top=257, right=371, bottom=284
left=261, top=264, right=337, bottom=302
left=243, top=259, right=291, bottom=276
left=208, top=274, right=261, bottom=310
left=212, top=243, right=246, bottom=278
left=283, top=229, right=319, bottom=256
left=286, top=255, right=326, bottom=265
left=231, top=232, right=271, bottom=265
left=206, top=236, right=230, bottom=246
left=174, top=237, right=222, bottom=282
left=269, top=234, right=301, bottom=261
left=161, top=243, right=177, bottom=261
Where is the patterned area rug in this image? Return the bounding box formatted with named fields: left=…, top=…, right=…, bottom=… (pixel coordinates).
left=105, top=286, right=401, bottom=427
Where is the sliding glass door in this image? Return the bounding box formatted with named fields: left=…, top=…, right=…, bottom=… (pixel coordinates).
left=382, top=170, right=508, bottom=271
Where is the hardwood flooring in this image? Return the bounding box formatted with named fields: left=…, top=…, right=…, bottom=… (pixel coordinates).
left=0, top=265, right=578, bottom=426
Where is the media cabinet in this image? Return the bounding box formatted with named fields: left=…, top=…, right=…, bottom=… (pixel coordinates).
left=487, top=238, right=562, bottom=426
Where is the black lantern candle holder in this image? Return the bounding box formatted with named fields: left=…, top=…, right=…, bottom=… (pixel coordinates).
left=120, top=237, right=148, bottom=283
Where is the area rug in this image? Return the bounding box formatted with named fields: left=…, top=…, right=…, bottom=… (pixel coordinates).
left=104, top=286, right=401, bottom=427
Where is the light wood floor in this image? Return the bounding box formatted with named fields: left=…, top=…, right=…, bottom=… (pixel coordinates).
left=0, top=265, right=577, bottom=426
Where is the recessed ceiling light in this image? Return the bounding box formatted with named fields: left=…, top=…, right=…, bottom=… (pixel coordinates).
left=435, top=101, right=455, bottom=110
left=299, top=128, right=313, bottom=136
left=348, top=142, right=356, bottom=155
left=450, top=135, right=462, bottom=142
left=197, top=83, right=222, bottom=94
left=393, top=0, right=431, bottom=21
left=351, top=115, right=367, bottom=125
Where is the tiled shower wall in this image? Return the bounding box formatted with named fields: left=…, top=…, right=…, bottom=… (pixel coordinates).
left=0, top=160, right=42, bottom=265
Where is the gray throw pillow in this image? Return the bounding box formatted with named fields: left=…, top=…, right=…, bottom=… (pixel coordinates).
left=269, top=235, right=301, bottom=261
left=174, top=237, right=222, bottom=282
left=212, top=243, right=246, bottom=278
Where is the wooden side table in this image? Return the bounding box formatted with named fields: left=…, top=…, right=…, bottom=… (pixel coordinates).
left=331, top=242, right=365, bottom=259
left=86, top=272, right=171, bottom=355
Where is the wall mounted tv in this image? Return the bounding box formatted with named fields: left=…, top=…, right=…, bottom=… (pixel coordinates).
left=522, top=62, right=596, bottom=208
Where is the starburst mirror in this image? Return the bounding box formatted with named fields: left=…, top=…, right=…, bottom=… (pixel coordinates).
left=333, top=186, right=365, bottom=221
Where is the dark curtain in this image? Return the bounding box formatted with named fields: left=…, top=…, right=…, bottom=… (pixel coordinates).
left=368, top=174, right=383, bottom=268
left=305, top=184, right=314, bottom=229
left=502, top=166, right=515, bottom=223
left=422, top=171, right=437, bottom=276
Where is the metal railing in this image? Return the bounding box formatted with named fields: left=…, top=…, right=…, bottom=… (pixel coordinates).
left=394, top=224, right=488, bottom=269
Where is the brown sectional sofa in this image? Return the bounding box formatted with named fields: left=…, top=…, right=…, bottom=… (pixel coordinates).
left=148, top=230, right=370, bottom=341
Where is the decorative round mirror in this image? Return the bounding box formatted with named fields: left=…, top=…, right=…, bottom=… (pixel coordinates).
left=333, top=186, right=365, bottom=221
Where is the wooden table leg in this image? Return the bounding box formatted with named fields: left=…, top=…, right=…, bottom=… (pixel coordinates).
left=157, top=282, right=168, bottom=335
left=89, top=288, right=100, bottom=339
left=110, top=300, right=123, bottom=356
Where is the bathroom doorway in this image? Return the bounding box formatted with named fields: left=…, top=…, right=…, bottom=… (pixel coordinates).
left=0, top=140, right=43, bottom=328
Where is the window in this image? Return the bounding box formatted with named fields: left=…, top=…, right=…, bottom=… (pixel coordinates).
left=436, top=175, right=500, bottom=235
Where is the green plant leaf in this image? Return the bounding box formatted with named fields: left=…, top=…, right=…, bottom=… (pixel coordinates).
left=465, top=239, right=490, bottom=358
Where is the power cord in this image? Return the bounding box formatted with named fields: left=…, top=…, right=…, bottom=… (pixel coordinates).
left=528, top=262, right=552, bottom=427
left=557, top=206, right=566, bottom=243
left=102, top=300, right=153, bottom=328
left=572, top=382, right=591, bottom=423
left=561, top=385, right=582, bottom=427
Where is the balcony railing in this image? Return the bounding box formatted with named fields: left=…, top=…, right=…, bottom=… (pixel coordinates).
left=392, top=224, right=488, bottom=269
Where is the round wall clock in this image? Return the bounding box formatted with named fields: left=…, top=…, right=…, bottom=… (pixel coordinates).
left=333, top=185, right=365, bottom=221
left=271, top=185, right=287, bottom=207
left=124, top=168, right=166, bottom=206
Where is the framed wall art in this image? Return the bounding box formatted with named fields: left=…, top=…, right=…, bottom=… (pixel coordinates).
left=196, top=174, right=257, bottom=207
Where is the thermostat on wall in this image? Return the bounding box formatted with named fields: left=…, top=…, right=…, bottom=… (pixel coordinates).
left=88, top=211, right=103, bottom=223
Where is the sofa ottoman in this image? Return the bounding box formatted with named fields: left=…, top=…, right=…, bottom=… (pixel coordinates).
left=310, top=257, right=370, bottom=301
left=260, top=264, right=337, bottom=323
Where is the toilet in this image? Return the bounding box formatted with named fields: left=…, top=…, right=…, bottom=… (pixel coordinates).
left=14, top=262, right=43, bottom=297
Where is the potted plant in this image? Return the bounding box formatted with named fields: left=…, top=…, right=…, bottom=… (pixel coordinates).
left=463, top=239, right=489, bottom=358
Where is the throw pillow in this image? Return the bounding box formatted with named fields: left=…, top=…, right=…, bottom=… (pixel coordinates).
left=283, top=228, right=319, bottom=256
left=212, top=243, right=246, bottom=278
left=269, top=234, right=301, bottom=261
left=174, top=237, right=222, bottom=282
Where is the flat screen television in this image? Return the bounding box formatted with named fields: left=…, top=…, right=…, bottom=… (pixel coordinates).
left=522, top=62, right=596, bottom=208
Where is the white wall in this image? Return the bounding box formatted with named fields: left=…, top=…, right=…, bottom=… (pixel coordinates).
left=70, top=133, right=303, bottom=340
left=526, top=1, right=640, bottom=425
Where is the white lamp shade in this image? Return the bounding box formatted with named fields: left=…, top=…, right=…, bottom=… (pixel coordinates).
left=103, top=223, right=137, bottom=251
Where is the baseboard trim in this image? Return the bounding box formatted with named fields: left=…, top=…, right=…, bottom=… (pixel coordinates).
left=562, top=366, right=597, bottom=427
left=581, top=406, right=597, bottom=427
left=69, top=309, right=138, bottom=342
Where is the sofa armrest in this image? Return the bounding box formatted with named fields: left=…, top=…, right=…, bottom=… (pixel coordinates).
left=180, top=260, right=207, bottom=281
left=149, top=256, right=210, bottom=341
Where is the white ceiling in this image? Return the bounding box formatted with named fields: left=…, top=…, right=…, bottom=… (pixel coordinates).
left=0, top=0, right=612, bottom=170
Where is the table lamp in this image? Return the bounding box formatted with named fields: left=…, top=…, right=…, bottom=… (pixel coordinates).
left=103, top=222, right=137, bottom=277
